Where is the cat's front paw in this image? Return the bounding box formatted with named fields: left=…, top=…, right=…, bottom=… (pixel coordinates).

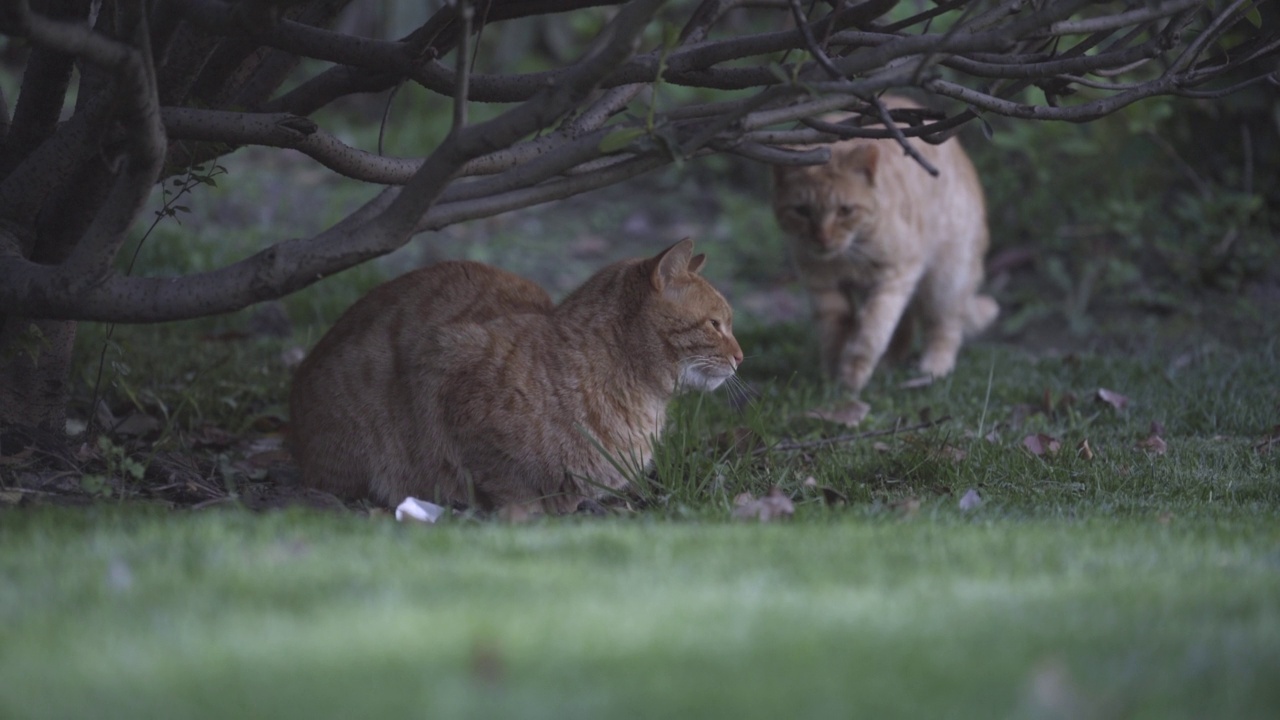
left=836, top=354, right=874, bottom=393
left=805, top=399, right=870, bottom=427
left=918, top=351, right=957, bottom=378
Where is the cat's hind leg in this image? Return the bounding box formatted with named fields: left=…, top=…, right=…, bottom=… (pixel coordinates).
left=915, top=272, right=968, bottom=379
left=964, top=294, right=999, bottom=336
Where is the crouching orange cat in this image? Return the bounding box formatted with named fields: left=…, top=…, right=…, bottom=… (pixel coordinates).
left=288, top=239, right=743, bottom=514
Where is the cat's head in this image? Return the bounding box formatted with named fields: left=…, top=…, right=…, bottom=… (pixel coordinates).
left=644, top=239, right=743, bottom=392
left=772, top=143, right=880, bottom=260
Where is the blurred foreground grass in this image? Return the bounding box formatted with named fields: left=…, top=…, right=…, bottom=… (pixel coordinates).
left=2, top=509, right=1279, bottom=719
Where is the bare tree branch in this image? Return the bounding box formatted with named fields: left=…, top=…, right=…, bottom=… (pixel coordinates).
left=0, top=0, right=1273, bottom=327
left=0, top=0, right=666, bottom=321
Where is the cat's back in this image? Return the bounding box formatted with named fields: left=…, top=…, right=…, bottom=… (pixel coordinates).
left=289, top=261, right=553, bottom=500
left=324, top=261, right=551, bottom=343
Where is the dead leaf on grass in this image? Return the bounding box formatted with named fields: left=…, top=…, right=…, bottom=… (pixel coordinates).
left=732, top=487, right=795, bottom=522
left=899, top=375, right=934, bottom=389
left=0, top=445, right=35, bottom=467
left=805, top=399, right=870, bottom=428
left=1076, top=439, right=1094, bottom=460
left=469, top=640, right=506, bottom=687
left=933, top=444, right=968, bottom=463
left=0, top=489, right=24, bottom=505
left=802, top=476, right=847, bottom=506
left=1023, top=658, right=1090, bottom=720
left=1022, top=434, right=1062, bottom=457
left=890, top=496, right=921, bottom=517
left=958, top=487, right=982, bottom=511
left=1136, top=434, right=1167, bottom=455
left=713, top=426, right=766, bottom=455
left=1254, top=425, right=1280, bottom=455
left=1096, top=388, right=1130, bottom=412
left=113, top=412, right=161, bottom=438
left=244, top=449, right=293, bottom=469
left=872, top=441, right=892, bottom=453
left=73, top=442, right=99, bottom=464
left=190, top=424, right=237, bottom=450
left=1149, top=420, right=1166, bottom=438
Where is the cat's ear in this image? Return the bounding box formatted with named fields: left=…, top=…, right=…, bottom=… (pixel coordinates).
left=687, top=253, right=707, bottom=275
left=840, top=144, right=880, bottom=183
left=651, top=238, right=695, bottom=291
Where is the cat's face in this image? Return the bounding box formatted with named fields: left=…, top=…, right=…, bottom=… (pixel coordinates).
left=772, top=145, right=879, bottom=260
left=646, top=241, right=744, bottom=392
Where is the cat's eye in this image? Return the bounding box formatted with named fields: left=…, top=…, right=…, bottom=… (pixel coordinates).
left=709, top=319, right=722, bottom=330
left=837, top=205, right=855, bottom=217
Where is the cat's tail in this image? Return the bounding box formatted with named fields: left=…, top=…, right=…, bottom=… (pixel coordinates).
left=964, top=295, right=999, bottom=336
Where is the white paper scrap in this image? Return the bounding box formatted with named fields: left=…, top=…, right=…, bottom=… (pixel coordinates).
left=395, top=497, right=447, bottom=524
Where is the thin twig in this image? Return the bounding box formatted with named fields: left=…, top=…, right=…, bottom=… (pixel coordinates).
left=786, top=0, right=842, bottom=80
left=861, top=94, right=940, bottom=176
left=453, top=0, right=474, bottom=132
left=757, top=416, right=953, bottom=455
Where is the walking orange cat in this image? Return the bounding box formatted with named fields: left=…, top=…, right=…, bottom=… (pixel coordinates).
left=773, top=97, right=998, bottom=408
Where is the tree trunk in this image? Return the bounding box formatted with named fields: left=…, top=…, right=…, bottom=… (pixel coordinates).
left=0, top=317, right=77, bottom=433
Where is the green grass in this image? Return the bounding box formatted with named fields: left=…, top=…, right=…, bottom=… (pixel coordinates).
left=7, top=323, right=1280, bottom=718
left=2, top=509, right=1279, bottom=719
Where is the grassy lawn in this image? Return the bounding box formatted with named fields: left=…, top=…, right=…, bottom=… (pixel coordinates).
left=4, top=326, right=1279, bottom=718
left=3, top=509, right=1279, bottom=719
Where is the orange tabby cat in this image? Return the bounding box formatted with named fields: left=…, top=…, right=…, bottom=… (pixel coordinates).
left=288, top=239, right=743, bottom=514
left=772, top=97, right=998, bottom=395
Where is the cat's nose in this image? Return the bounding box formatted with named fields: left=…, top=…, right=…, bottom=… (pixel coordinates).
left=732, top=350, right=744, bottom=368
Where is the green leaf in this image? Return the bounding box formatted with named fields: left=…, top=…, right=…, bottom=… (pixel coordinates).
left=598, top=127, right=647, bottom=154
left=1245, top=5, right=1261, bottom=27
left=765, top=63, right=791, bottom=84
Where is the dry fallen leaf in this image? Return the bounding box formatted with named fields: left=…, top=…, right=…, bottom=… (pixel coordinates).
left=469, top=640, right=506, bottom=687
left=1076, top=439, right=1094, bottom=461
left=1096, top=388, right=1130, bottom=412
left=872, top=441, right=892, bottom=453
left=0, top=489, right=24, bottom=505
left=713, top=426, right=766, bottom=455
left=1149, top=420, right=1166, bottom=438
left=899, top=375, right=934, bottom=389
left=1136, top=434, right=1167, bottom=455
left=0, top=445, right=34, bottom=467
left=958, top=488, right=983, bottom=511
left=890, top=496, right=921, bottom=517
left=802, top=476, right=847, bottom=506
left=732, top=487, right=795, bottom=522
left=933, top=444, right=968, bottom=463
left=1254, top=425, right=1280, bottom=455
left=1023, top=658, right=1090, bottom=720
left=806, top=399, right=871, bottom=428
left=113, top=412, right=161, bottom=438
left=1022, top=433, right=1062, bottom=457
